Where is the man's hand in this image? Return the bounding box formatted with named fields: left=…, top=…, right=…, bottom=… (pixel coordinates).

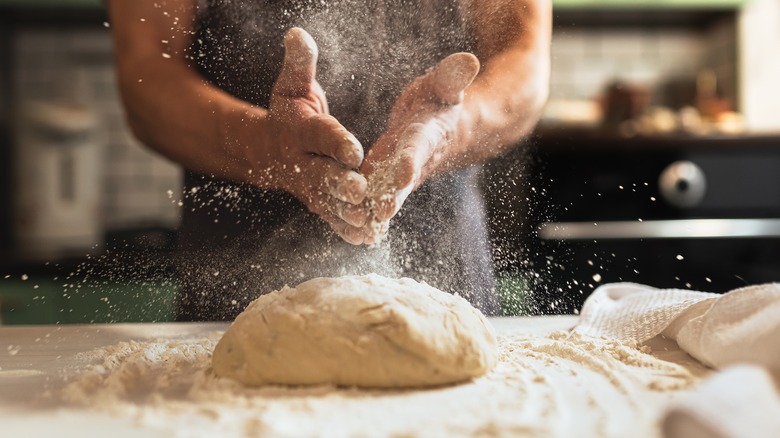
left=253, top=28, right=370, bottom=244
left=357, top=53, right=480, bottom=244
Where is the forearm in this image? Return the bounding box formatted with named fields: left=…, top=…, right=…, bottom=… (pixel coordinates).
left=118, top=60, right=268, bottom=184
left=108, top=0, right=272, bottom=186
left=445, top=0, right=551, bottom=170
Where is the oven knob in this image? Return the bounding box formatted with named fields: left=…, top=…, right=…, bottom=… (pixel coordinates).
left=659, top=161, right=706, bottom=208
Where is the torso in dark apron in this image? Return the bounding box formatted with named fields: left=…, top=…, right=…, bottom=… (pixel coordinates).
left=176, top=0, right=500, bottom=320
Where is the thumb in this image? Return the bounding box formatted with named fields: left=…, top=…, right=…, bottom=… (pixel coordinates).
left=275, top=27, right=319, bottom=96
left=429, top=52, right=480, bottom=105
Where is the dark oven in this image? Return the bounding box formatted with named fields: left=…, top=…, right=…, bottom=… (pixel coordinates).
left=512, top=134, right=780, bottom=314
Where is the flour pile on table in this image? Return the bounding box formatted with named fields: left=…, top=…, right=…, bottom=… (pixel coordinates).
left=55, top=330, right=698, bottom=438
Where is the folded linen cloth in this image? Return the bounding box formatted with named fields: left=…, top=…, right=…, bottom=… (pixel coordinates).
left=662, top=365, right=780, bottom=438
left=574, top=282, right=780, bottom=374
left=575, top=282, right=780, bottom=438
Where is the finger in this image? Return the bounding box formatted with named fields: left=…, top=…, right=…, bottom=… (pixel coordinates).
left=302, top=114, right=364, bottom=169
left=333, top=170, right=368, bottom=205
left=361, top=132, right=422, bottom=222
left=319, top=210, right=369, bottom=245
left=429, top=52, right=480, bottom=105
left=343, top=202, right=371, bottom=228
left=360, top=135, right=395, bottom=176
left=305, top=185, right=368, bottom=227
left=300, top=191, right=366, bottom=241
left=392, top=122, right=442, bottom=187
left=373, top=153, right=421, bottom=222
left=362, top=218, right=389, bottom=245
left=371, top=194, right=399, bottom=223
left=275, top=27, right=318, bottom=97
left=364, top=124, right=427, bottom=193
left=371, top=182, right=414, bottom=222
left=308, top=156, right=367, bottom=204
left=343, top=226, right=369, bottom=246
left=331, top=201, right=370, bottom=228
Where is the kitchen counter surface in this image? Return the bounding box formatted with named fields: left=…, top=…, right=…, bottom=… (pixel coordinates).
left=0, top=316, right=708, bottom=437
left=1, top=321, right=227, bottom=437
left=0, top=318, right=573, bottom=399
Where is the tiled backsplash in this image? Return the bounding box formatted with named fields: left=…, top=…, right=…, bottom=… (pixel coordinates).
left=12, top=28, right=182, bottom=231
left=550, top=19, right=737, bottom=107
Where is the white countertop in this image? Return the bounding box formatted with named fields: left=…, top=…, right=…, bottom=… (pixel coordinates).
left=0, top=317, right=709, bottom=437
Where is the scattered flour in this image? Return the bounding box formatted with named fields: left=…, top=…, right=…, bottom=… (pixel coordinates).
left=52, top=330, right=698, bottom=438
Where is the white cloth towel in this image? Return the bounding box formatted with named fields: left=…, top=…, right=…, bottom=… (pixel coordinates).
left=574, top=282, right=780, bottom=438
left=662, top=365, right=780, bottom=438
left=575, top=282, right=780, bottom=373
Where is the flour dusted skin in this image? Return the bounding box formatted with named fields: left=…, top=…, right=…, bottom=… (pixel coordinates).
left=212, top=274, right=498, bottom=388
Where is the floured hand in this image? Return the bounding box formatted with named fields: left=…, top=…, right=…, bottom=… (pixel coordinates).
left=353, top=53, right=480, bottom=245
left=254, top=28, right=370, bottom=244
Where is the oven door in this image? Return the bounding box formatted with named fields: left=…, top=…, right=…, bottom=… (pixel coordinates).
left=515, top=135, right=780, bottom=314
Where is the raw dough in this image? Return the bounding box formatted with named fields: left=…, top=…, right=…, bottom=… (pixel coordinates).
left=212, top=274, right=497, bottom=388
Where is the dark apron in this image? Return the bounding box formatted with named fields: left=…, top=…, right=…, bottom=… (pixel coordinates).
left=175, top=0, right=500, bottom=320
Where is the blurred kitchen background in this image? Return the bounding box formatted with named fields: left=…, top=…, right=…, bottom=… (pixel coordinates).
left=1, top=0, right=779, bottom=323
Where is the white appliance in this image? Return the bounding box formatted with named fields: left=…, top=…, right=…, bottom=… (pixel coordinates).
left=13, top=101, right=103, bottom=256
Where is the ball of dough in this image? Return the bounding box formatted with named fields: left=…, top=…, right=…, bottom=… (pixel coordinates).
left=212, top=274, right=497, bottom=388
